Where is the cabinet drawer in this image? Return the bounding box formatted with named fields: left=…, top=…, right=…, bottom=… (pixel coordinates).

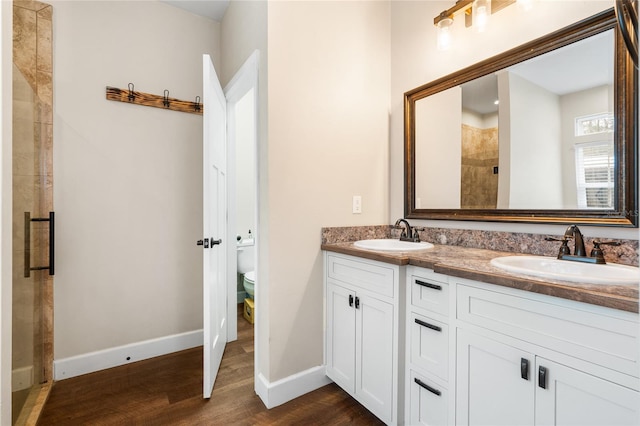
left=327, top=254, right=395, bottom=298
left=410, top=312, right=449, bottom=382
left=409, top=370, right=449, bottom=426
left=457, top=282, right=639, bottom=377
left=410, top=272, right=449, bottom=316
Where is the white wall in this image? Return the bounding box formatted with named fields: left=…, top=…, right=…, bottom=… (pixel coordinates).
left=390, top=0, right=637, bottom=240
left=508, top=72, right=563, bottom=209
left=51, top=1, right=219, bottom=364
left=266, top=1, right=390, bottom=381
left=415, top=87, right=461, bottom=209
left=235, top=89, right=256, bottom=240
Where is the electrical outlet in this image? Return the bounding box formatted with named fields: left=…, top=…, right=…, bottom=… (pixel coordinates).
left=352, top=195, right=362, bottom=214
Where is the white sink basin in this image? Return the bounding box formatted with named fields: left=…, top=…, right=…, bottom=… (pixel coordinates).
left=490, top=255, right=640, bottom=285
left=354, top=239, right=434, bottom=252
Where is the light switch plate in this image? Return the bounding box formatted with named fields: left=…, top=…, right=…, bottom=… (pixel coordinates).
left=352, top=195, right=362, bottom=214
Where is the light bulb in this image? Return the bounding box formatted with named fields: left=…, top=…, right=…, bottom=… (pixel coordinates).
left=436, top=16, right=454, bottom=51
left=472, top=0, right=491, bottom=33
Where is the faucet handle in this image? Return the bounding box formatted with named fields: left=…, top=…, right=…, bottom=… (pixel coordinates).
left=590, top=240, right=621, bottom=264
left=545, top=236, right=570, bottom=258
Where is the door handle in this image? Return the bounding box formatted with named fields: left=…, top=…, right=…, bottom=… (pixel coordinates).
left=24, top=211, right=55, bottom=277
left=349, top=294, right=354, bottom=307
left=354, top=296, right=360, bottom=309
left=197, top=238, right=221, bottom=249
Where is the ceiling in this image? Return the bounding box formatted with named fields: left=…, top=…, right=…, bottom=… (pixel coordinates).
left=161, top=0, right=230, bottom=22
left=462, top=29, right=614, bottom=116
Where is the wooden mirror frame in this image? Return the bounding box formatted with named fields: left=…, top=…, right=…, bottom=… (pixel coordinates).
left=404, top=9, right=638, bottom=227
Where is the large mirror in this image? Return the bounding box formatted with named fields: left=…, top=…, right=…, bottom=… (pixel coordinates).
left=405, top=9, right=638, bottom=226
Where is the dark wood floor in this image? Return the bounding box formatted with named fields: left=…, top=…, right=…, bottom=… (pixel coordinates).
left=38, top=305, right=383, bottom=425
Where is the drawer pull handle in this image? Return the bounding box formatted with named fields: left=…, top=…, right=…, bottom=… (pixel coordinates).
left=349, top=294, right=354, bottom=307
left=415, top=279, right=442, bottom=290
left=538, top=366, right=547, bottom=389
left=521, top=358, right=529, bottom=381
left=355, top=296, right=360, bottom=309
left=414, top=378, right=441, bottom=396
left=414, top=318, right=442, bottom=332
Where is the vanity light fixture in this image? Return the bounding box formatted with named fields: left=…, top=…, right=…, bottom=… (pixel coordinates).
left=433, top=0, right=530, bottom=50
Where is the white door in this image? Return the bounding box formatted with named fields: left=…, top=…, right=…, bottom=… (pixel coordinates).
left=356, top=293, right=394, bottom=424
left=325, top=282, right=357, bottom=392
left=456, top=329, right=534, bottom=426
left=202, top=54, right=227, bottom=399
left=535, top=358, right=639, bottom=426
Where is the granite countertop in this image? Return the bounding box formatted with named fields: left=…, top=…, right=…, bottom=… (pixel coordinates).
left=321, top=242, right=639, bottom=313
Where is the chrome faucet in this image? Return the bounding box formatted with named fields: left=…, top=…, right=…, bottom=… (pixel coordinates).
left=394, top=218, right=420, bottom=242
left=563, top=224, right=587, bottom=257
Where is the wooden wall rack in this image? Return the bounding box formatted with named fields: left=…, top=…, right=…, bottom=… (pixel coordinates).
left=106, top=84, right=203, bottom=115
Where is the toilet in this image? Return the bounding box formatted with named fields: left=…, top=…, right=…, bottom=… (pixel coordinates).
left=243, top=271, right=255, bottom=299
left=237, top=238, right=255, bottom=300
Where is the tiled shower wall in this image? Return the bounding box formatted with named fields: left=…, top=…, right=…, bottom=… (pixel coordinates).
left=13, top=0, right=54, bottom=387
left=460, top=124, right=499, bottom=209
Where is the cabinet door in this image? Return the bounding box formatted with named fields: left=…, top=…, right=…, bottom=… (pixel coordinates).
left=535, top=358, right=639, bottom=426
left=457, top=329, right=534, bottom=426
left=326, top=282, right=356, bottom=392
left=356, top=293, right=394, bottom=424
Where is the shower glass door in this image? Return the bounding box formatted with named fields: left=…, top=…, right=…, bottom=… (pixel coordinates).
left=12, top=1, right=54, bottom=423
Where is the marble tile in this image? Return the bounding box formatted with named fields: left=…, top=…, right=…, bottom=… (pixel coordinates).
left=14, top=0, right=51, bottom=12
left=324, top=225, right=640, bottom=267
left=321, top=225, right=390, bottom=244
left=13, top=64, right=35, bottom=102
left=36, top=11, right=52, bottom=73
left=36, top=70, right=52, bottom=114
left=13, top=6, right=37, bottom=92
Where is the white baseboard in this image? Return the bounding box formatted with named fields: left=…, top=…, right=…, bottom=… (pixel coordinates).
left=12, top=365, right=33, bottom=391
left=256, top=365, right=331, bottom=409
left=54, top=330, right=203, bottom=381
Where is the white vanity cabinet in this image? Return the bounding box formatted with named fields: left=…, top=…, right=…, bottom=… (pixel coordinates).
left=455, top=278, right=640, bottom=426
left=402, top=266, right=639, bottom=426
left=324, top=252, right=404, bottom=425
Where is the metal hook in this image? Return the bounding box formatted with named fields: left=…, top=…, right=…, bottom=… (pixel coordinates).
left=194, top=96, right=201, bottom=112
left=127, top=83, right=135, bottom=102
left=163, top=89, right=170, bottom=108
